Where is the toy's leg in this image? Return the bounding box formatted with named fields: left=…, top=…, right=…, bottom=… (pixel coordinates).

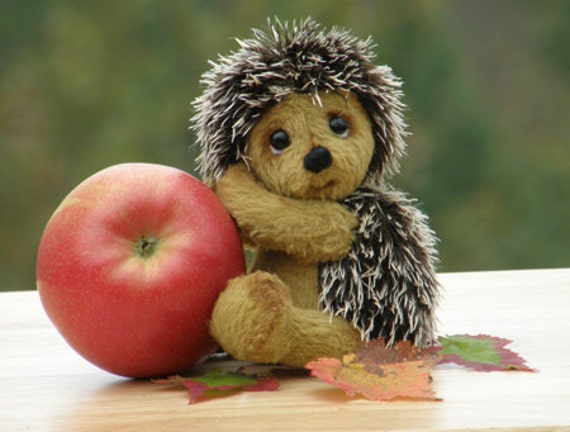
left=279, top=307, right=362, bottom=368
left=209, top=271, right=293, bottom=364
left=209, top=271, right=362, bottom=368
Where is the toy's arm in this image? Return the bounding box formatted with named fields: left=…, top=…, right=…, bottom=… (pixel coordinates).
left=214, top=164, right=357, bottom=263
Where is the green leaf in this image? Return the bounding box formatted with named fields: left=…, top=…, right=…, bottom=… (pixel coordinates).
left=153, top=369, right=279, bottom=404
left=186, top=369, right=258, bottom=387
left=433, top=334, right=536, bottom=372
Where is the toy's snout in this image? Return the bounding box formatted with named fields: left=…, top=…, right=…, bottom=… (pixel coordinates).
left=304, top=146, right=332, bottom=173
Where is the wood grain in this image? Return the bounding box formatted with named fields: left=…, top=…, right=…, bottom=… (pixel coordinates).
left=1, top=268, right=569, bottom=431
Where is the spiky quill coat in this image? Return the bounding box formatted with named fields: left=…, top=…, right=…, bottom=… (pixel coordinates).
left=192, top=18, right=441, bottom=346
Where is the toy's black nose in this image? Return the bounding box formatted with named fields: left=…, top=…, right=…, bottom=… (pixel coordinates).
left=304, top=146, right=332, bottom=173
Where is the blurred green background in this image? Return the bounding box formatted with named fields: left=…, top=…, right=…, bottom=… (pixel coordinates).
left=1, top=1, right=568, bottom=292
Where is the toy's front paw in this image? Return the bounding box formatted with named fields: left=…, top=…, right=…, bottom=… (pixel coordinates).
left=209, top=272, right=293, bottom=364
left=294, top=203, right=357, bottom=263
left=324, top=204, right=358, bottom=258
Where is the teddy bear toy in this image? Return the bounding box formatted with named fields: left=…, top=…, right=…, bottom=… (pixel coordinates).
left=192, top=18, right=441, bottom=368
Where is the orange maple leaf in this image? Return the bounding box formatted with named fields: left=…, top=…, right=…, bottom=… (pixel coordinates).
left=306, top=340, right=439, bottom=401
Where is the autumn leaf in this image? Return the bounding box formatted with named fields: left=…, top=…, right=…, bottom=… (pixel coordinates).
left=306, top=340, right=439, bottom=402
left=153, top=335, right=534, bottom=405
left=153, top=369, right=279, bottom=404
left=432, top=334, right=536, bottom=372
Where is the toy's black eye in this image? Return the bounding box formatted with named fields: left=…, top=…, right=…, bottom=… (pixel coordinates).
left=329, top=116, right=349, bottom=137
left=269, top=129, right=290, bottom=155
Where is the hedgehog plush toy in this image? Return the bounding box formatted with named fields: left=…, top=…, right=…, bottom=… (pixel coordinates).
left=192, top=18, right=441, bottom=368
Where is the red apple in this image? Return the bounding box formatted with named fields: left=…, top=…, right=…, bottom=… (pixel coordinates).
left=36, top=163, right=245, bottom=378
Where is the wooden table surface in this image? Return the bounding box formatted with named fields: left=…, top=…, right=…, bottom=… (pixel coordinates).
left=1, top=268, right=569, bottom=431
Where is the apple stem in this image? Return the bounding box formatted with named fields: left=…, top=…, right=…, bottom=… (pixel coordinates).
left=135, top=236, right=158, bottom=258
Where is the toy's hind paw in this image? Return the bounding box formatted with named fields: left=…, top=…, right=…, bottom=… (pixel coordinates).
left=209, top=271, right=293, bottom=364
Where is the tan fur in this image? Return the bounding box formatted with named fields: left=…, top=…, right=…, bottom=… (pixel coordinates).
left=246, top=92, right=374, bottom=201
left=209, top=91, right=373, bottom=367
